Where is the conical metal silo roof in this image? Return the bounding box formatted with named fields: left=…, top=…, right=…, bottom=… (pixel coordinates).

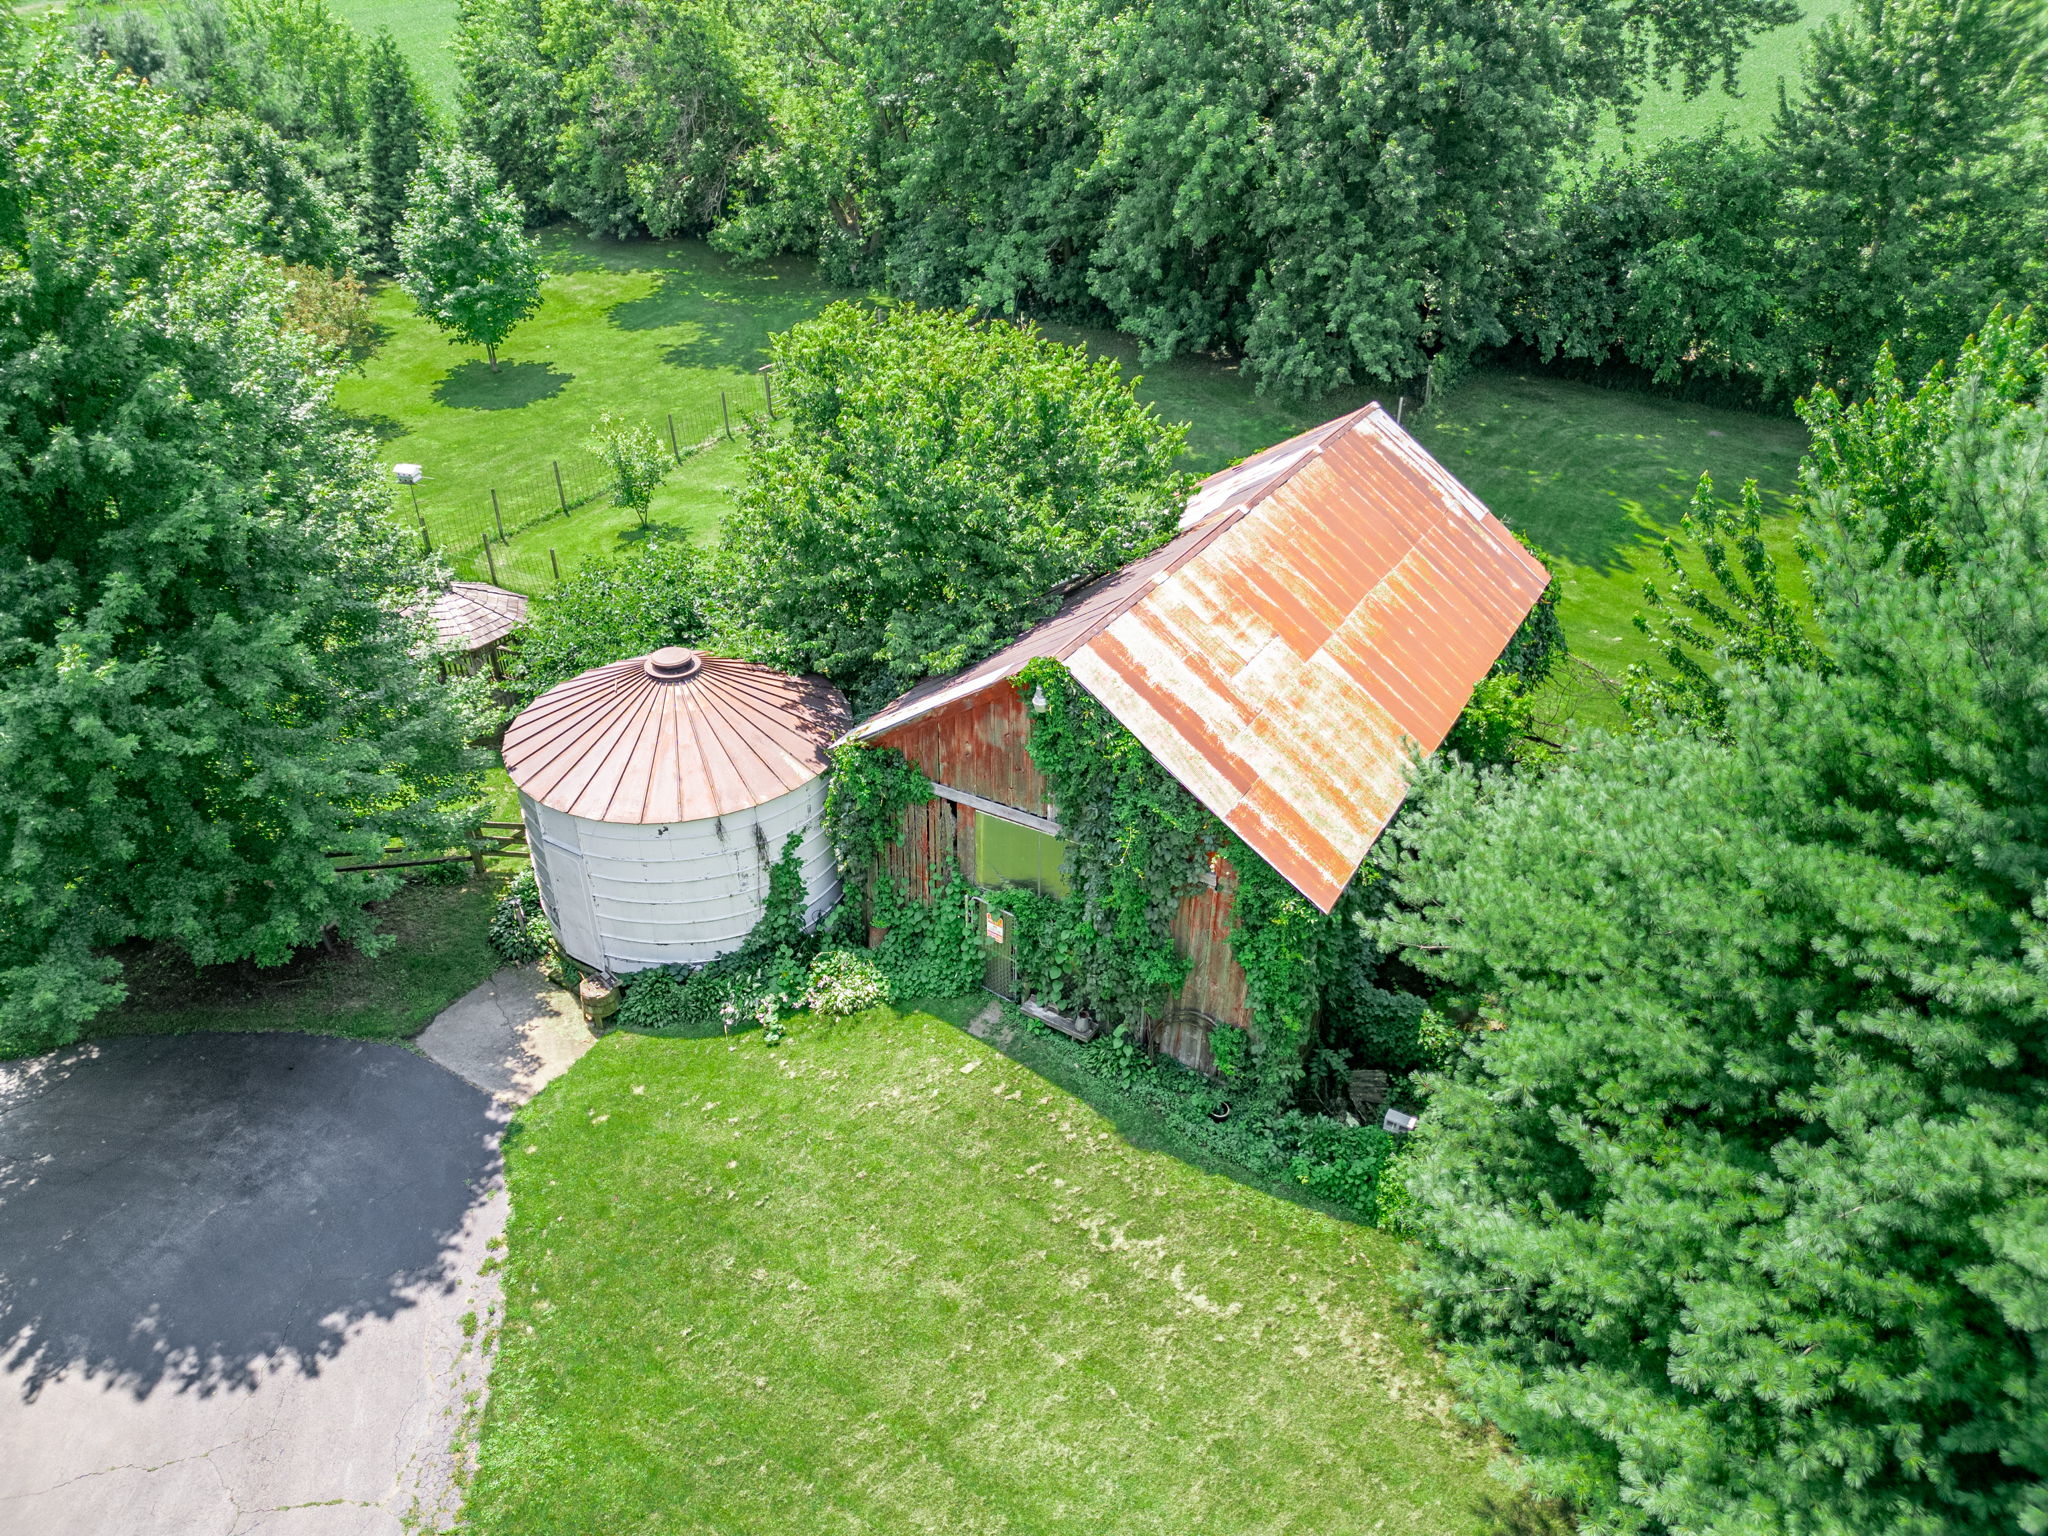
left=503, top=648, right=850, bottom=824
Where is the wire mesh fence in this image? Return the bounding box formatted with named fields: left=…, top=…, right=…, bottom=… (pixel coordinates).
left=388, top=373, right=774, bottom=593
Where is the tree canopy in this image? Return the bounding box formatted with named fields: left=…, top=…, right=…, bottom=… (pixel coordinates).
left=713, top=303, right=1189, bottom=709
left=456, top=0, right=1796, bottom=394
left=0, top=45, right=482, bottom=1056
left=396, top=144, right=544, bottom=371
left=507, top=540, right=712, bottom=705
left=1514, top=0, right=2046, bottom=400
left=1375, top=325, right=2048, bottom=1534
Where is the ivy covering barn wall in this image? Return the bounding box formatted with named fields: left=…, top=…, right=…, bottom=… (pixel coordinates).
left=822, top=667, right=1374, bottom=1101
left=1010, top=658, right=1363, bottom=1103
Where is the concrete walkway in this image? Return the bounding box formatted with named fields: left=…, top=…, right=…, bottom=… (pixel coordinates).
left=0, top=968, right=592, bottom=1536
left=414, top=966, right=594, bottom=1107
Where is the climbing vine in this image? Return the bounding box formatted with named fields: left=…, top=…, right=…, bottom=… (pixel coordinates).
left=822, top=740, right=933, bottom=875
left=870, top=863, right=985, bottom=998
left=1012, top=658, right=1351, bottom=1098
left=1011, top=658, right=1208, bottom=1030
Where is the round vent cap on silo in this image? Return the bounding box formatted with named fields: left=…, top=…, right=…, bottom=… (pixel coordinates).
left=502, top=651, right=851, bottom=825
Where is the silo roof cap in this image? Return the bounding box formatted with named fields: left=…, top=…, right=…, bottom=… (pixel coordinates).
left=503, top=651, right=849, bottom=824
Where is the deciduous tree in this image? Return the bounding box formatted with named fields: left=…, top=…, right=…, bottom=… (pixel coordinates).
left=586, top=412, right=672, bottom=526
left=1773, top=0, right=2046, bottom=395
left=714, top=303, right=1189, bottom=707
left=396, top=144, right=544, bottom=372
left=196, top=110, right=353, bottom=268
left=0, top=47, right=482, bottom=1056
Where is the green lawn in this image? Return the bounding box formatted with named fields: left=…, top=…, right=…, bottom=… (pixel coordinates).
left=328, top=0, right=461, bottom=108
left=1588, top=0, right=1851, bottom=155
left=468, top=1008, right=1523, bottom=1535
left=341, top=232, right=1809, bottom=695
left=1410, top=373, right=1809, bottom=686
left=94, top=875, right=503, bottom=1044
left=334, top=233, right=833, bottom=583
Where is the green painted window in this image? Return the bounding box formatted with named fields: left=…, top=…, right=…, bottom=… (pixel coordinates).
left=974, top=815, right=1071, bottom=898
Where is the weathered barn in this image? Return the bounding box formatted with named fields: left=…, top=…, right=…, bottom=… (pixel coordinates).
left=846, top=403, right=1549, bottom=1071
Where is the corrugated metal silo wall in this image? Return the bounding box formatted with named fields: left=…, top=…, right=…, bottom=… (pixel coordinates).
left=872, top=684, right=1251, bottom=1074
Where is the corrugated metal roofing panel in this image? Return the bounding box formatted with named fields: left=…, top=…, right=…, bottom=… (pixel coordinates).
left=503, top=649, right=849, bottom=824
left=855, top=404, right=1549, bottom=911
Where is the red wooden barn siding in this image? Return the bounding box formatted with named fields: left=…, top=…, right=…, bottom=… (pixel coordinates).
left=871, top=685, right=1252, bottom=1074
left=878, top=796, right=974, bottom=900
left=878, top=685, right=1050, bottom=817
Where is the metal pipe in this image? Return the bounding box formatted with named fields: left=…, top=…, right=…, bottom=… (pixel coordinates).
left=484, top=537, right=499, bottom=585
left=491, top=489, right=505, bottom=540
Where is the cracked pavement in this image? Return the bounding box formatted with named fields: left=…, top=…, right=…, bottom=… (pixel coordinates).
left=0, top=1031, right=515, bottom=1535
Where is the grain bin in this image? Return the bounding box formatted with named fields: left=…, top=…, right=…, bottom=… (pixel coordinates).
left=501, top=647, right=849, bottom=976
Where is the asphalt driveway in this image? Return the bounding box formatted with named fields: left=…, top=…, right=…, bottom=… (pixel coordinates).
left=0, top=1033, right=507, bottom=1535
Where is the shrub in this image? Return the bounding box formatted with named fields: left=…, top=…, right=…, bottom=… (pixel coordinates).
left=802, top=948, right=891, bottom=1020
left=282, top=264, right=377, bottom=355
left=614, top=949, right=806, bottom=1036
left=488, top=871, right=553, bottom=963
left=1285, top=1116, right=1395, bottom=1218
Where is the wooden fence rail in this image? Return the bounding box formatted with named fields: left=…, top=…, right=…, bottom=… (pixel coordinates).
left=325, top=822, right=529, bottom=877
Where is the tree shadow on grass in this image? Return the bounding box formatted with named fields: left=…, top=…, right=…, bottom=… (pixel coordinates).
left=609, top=261, right=842, bottom=372
left=433, top=360, right=573, bottom=411
left=614, top=517, right=698, bottom=548
left=333, top=409, right=408, bottom=444
left=1408, top=370, right=1807, bottom=578
left=1472, top=1491, right=1579, bottom=1535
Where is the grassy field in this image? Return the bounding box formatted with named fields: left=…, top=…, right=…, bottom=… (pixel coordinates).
left=1589, top=0, right=1851, bottom=155
left=329, top=0, right=461, bottom=107
left=340, top=232, right=1809, bottom=689
left=333, top=234, right=828, bottom=588
left=93, top=876, right=503, bottom=1044
left=467, top=1008, right=1526, bottom=1536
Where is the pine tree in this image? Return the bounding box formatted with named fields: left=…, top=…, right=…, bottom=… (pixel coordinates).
left=395, top=145, right=544, bottom=372
left=0, top=48, right=483, bottom=1056
left=1377, top=337, right=2048, bottom=1532
left=358, top=28, right=429, bottom=265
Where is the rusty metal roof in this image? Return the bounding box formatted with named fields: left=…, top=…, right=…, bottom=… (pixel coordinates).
left=416, top=581, right=528, bottom=653
left=854, top=404, right=1549, bottom=912
left=504, top=648, right=850, bottom=824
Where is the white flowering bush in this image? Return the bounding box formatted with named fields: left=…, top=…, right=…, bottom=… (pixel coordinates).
left=802, top=949, right=892, bottom=1021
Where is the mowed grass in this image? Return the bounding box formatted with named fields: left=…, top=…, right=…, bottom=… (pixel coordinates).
left=340, top=232, right=1809, bottom=693
left=94, top=876, right=502, bottom=1044
left=328, top=0, right=461, bottom=107
left=468, top=1010, right=1508, bottom=1536
left=334, top=233, right=835, bottom=584
left=1588, top=0, right=1851, bottom=155
left=1410, top=373, right=1809, bottom=685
